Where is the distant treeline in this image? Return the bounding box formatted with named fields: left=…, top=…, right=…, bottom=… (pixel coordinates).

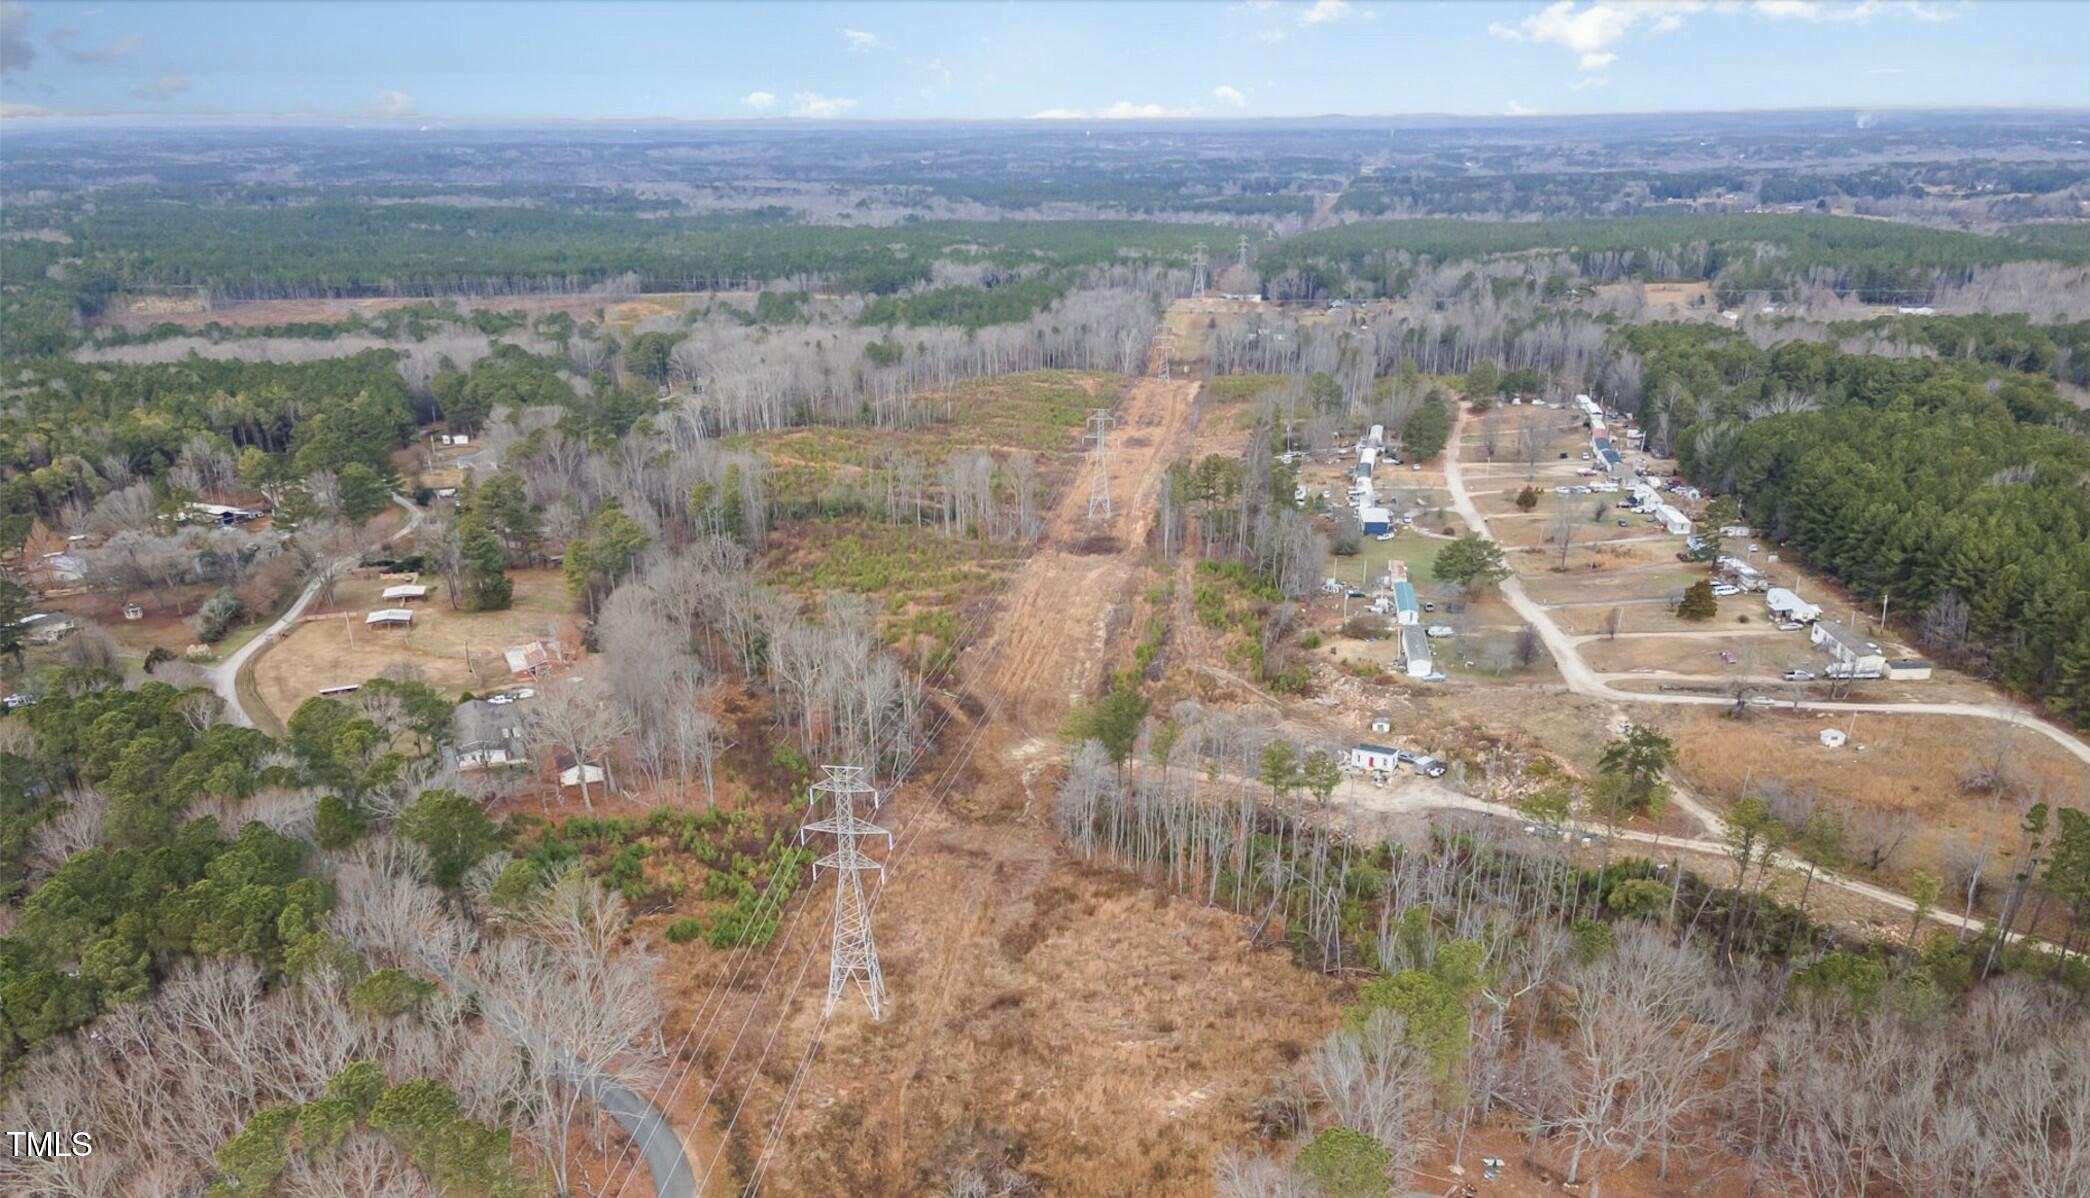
left=1337, top=162, right=2090, bottom=219
left=1260, top=214, right=2090, bottom=304
left=0, top=206, right=1212, bottom=356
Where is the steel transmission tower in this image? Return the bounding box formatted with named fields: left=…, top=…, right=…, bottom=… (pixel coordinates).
left=1085, top=409, right=1115, bottom=519
left=1238, top=233, right=1252, bottom=278
left=1155, top=324, right=1175, bottom=380
left=801, top=765, right=891, bottom=1020
left=1190, top=242, right=1209, bottom=299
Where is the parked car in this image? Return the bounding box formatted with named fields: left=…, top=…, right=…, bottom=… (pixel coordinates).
left=1421, top=672, right=1447, bottom=682
left=1375, top=532, right=1395, bottom=541
left=1423, top=602, right=1436, bottom=612
left=1617, top=518, right=1630, bottom=527
left=1775, top=621, right=1805, bottom=632
left=1782, top=669, right=1816, bottom=682
left=1426, top=623, right=1456, bottom=638
left=1747, top=695, right=1776, bottom=706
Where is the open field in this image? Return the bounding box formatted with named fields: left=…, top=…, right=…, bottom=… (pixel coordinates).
left=1521, top=562, right=1702, bottom=605
left=1582, top=629, right=1812, bottom=676
left=1657, top=705, right=2089, bottom=897
left=248, top=569, right=577, bottom=722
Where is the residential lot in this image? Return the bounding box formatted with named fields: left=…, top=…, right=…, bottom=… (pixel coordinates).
left=248, top=569, right=577, bottom=722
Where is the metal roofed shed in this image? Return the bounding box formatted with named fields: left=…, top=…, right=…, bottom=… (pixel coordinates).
left=381, top=584, right=429, bottom=602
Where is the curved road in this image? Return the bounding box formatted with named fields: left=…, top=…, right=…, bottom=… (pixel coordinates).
left=425, top=958, right=695, bottom=1198
left=1441, top=408, right=2090, bottom=767
left=209, top=495, right=426, bottom=728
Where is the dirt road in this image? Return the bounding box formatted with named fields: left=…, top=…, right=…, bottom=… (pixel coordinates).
left=1440, top=407, right=2090, bottom=767
left=969, top=373, right=1200, bottom=729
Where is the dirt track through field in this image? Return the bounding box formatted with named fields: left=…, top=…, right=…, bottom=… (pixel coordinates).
left=969, top=372, right=1200, bottom=729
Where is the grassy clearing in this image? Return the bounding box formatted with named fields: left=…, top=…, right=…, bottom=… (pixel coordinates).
left=1661, top=706, right=2086, bottom=898
left=761, top=518, right=1017, bottom=669
left=248, top=569, right=575, bottom=721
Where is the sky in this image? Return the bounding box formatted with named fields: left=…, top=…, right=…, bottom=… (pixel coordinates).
left=1, top=0, right=2085, bottom=122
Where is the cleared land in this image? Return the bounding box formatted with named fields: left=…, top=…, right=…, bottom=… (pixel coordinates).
left=248, top=569, right=577, bottom=721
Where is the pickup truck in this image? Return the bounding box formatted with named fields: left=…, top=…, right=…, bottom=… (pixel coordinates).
left=1395, top=749, right=1448, bottom=778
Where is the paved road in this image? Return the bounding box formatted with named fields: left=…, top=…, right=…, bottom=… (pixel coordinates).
left=208, top=495, right=426, bottom=728
left=1440, top=409, right=2090, bottom=767
left=426, top=958, right=696, bottom=1198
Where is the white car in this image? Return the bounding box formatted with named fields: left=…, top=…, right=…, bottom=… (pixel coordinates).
left=1710, top=584, right=1741, bottom=597
left=1375, top=532, right=1395, bottom=541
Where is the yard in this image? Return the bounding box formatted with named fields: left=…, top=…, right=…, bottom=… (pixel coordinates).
left=247, top=568, right=578, bottom=725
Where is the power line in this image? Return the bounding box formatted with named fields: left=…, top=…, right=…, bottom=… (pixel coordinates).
left=1085, top=408, right=1115, bottom=520
left=801, top=765, right=891, bottom=1020
left=1190, top=241, right=1209, bottom=300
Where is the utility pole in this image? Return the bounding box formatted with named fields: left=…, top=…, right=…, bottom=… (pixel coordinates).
left=1190, top=242, right=1209, bottom=299
left=801, top=765, right=891, bottom=1020
left=1085, top=409, right=1116, bottom=520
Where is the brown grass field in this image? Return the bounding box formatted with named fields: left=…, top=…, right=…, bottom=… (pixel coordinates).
left=248, top=569, right=578, bottom=721
left=1659, top=705, right=2086, bottom=894
left=1582, top=631, right=1812, bottom=676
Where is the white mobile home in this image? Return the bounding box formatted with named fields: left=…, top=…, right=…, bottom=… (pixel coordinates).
left=1813, top=620, right=1886, bottom=679
left=1351, top=743, right=1400, bottom=773
left=1654, top=504, right=1692, bottom=536
left=1400, top=624, right=1434, bottom=678
left=1765, top=588, right=1822, bottom=624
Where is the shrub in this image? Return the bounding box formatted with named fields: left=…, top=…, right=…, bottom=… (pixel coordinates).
left=192, top=587, right=246, bottom=644
left=667, top=917, right=707, bottom=944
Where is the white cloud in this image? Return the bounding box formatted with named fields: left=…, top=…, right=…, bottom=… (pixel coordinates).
left=1751, top=0, right=1949, bottom=21
left=1505, top=101, right=1539, bottom=115
left=1299, top=0, right=1351, bottom=25
left=842, top=28, right=881, bottom=51
left=790, top=91, right=856, bottom=118
left=0, top=101, right=53, bottom=118
left=1212, top=84, right=1249, bottom=108
left=1488, top=2, right=1700, bottom=72
left=130, top=74, right=189, bottom=101
left=357, top=90, right=417, bottom=118
left=1491, top=0, right=1952, bottom=73
left=48, top=27, right=141, bottom=64
left=1568, top=75, right=1610, bottom=91
left=1029, top=101, right=1201, bottom=121
left=1255, top=28, right=1287, bottom=42
left=741, top=90, right=776, bottom=110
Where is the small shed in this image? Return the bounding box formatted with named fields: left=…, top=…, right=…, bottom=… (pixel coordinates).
left=382, top=584, right=429, bottom=603
left=504, top=639, right=560, bottom=679
left=1885, top=660, right=1932, bottom=681
left=1819, top=728, right=1848, bottom=749
left=365, top=608, right=414, bottom=628
left=122, top=603, right=143, bottom=621
left=559, top=763, right=607, bottom=789
left=1369, top=715, right=1392, bottom=734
